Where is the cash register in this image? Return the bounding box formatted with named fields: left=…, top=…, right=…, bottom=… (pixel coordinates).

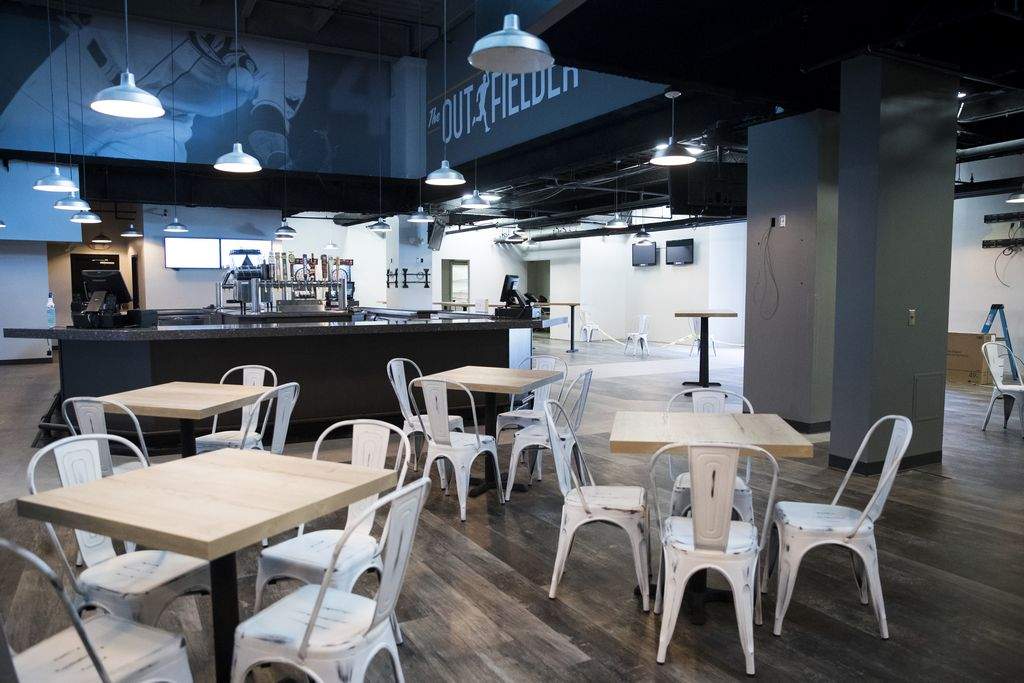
left=72, top=270, right=156, bottom=328
left=493, top=274, right=541, bottom=319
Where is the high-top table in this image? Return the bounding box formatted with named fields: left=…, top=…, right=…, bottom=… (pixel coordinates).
left=100, top=381, right=268, bottom=457
left=16, top=449, right=396, bottom=683
left=610, top=411, right=813, bottom=623
left=674, top=309, right=737, bottom=387
left=420, top=365, right=564, bottom=496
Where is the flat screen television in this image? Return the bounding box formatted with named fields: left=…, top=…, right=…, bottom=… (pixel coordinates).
left=632, top=243, right=658, bottom=267
left=164, top=237, right=221, bottom=269
left=665, top=238, right=694, bottom=265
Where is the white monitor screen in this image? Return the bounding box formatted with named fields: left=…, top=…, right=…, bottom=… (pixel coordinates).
left=164, top=237, right=221, bottom=269
left=220, top=239, right=273, bottom=268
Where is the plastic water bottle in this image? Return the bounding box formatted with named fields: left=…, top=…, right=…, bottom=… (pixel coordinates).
left=46, top=292, right=56, bottom=328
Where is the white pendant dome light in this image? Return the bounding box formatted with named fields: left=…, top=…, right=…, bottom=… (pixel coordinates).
left=36, top=3, right=79, bottom=193
left=468, top=13, right=554, bottom=74
left=1008, top=184, right=1024, bottom=203
left=164, top=25, right=188, bottom=234
left=632, top=228, right=653, bottom=244
left=275, top=216, right=295, bottom=240
left=90, top=231, right=112, bottom=244
left=35, top=166, right=78, bottom=192
left=425, top=0, right=465, bottom=187
left=54, top=192, right=91, bottom=211
left=214, top=0, right=261, bottom=173
left=164, top=216, right=188, bottom=232
left=462, top=189, right=490, bottom=209
left=324, top=240, right=339, bottom=250
left=0, top=219, right=6, bottom=229
left=409, top=206, right=434, bottom=223
left=650, top=91, right=697, bottom=167
left=121, top=223, right=142, bottom=237
left=606, top=213, right=629, bottom=229
left=370, top=217, right=391, bottom=233
left=90, top=0, right=164, bottom=118
left=71, top=210, right=102, bottom=224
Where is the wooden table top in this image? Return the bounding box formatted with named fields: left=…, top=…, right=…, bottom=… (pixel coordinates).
left=674, top=309, right=738, bottom=318
left=421, top=365, right=564, bottom=394
left=609, top=412, right=813, bottom=459
left=99, top=381, right=268, bottom=420
left=16, top=449, right=396, bottom=560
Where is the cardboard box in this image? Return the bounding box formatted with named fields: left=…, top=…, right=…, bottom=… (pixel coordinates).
left=946, top=332, right=994, bottom=373
left=946, top=368, right=991, bottom=386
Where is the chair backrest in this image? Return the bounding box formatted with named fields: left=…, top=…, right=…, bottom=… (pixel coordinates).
left=562, top=369, right=594, bottom=432
left=665, top=389, right=754, bottom=415
left=61, top=397, right=150, bottom=474
left=514, top=354, right=567, bottom=406
left=299, top=478, right=431, bottom=659
left=213, top=365, right=278, bottom=434
left=636, top=314, right=650, bottom=334
left=473, top=298, right=488, bottom=313
left=832, top=415, right=913, bottom=534
left=310, top=419, right=411, bottom=536
left=408, top=377, right=481, bottom=449
left=690, top=317, right=700, bottom=337
left=241, top=382, right=300, bottom=454
left=982, top=342, right=1019, bottom=391
left=583, top=309, right=594, bottom=325
left=386, top=358, right=423, bottom=423
left=649, top=442, right=778, bottom=554
left=543, top=398, right=595, bottom=502
left=0, top=538, right=111, bottom=683
left=27, top=434, right=148, bottom=577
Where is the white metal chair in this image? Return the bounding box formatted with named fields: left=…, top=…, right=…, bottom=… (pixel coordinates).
left=62, top=396, right=151, bottom=475
left=665, top=389, right=756, bottom=523
left=624, top=314, right=650, bottom=356
left=545, top=398, right=650, bottom=611
left=981, top=342, right=1024, bottom=437
left=236, top=382, right=301, bottom=455
left=386, top=358, right=464, bottom=470
left=231, top=478, right=430, bottom=683
left=769, top=415, right=913, bottom=639
left=27, top=434, right=210, bottom=626
left=505, top=370, right=592, bottom=500
left=409, top=377, right=504, bottom=520
left=254, top=419, right=411, bottom=612
left=580, top=309, right=599, bottom=342
left=689, top=317, right=717, bottom=357
left=196, top=364, right=277, bottom=453
left=649, top=442, right=778, bottom=675
left=496, top=354, right=568, bottom=438
left=473, top=298, right=489, bottom=313
left=0, top=537, right=194, bottom=683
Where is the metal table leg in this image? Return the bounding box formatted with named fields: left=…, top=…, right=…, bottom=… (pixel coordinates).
left=683, top=316, right=721, bottom=388
left=210, top=553, right=239, bottom=683
left=180, top=419, right=197, bottom=457
left=566, top=304, right=579, bottom=353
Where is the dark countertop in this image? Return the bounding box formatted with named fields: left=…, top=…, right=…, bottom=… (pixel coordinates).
left=5, top=315, right=567, bottom=342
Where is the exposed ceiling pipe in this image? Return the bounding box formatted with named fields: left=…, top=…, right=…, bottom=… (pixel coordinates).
left=528, top=215, right=743, bottom=242
left=956, top=138, right=1024, bottom=162
left=446, top=197, right=667, bottom=234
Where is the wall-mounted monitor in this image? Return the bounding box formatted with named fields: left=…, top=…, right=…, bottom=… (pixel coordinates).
left=632, top=243, right=659, bottom=267
left=665, top=238, right=694, bottom=265
left=164, top=237, right=221, bottom=269
left=220, top=239, right=272, bottom=267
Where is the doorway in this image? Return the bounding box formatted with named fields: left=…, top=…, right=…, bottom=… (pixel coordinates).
left=69, top=253, right=121, bottom=308
left=526, top=260, right=551, bottom=334
left=441, top=259, right=470, bottom=302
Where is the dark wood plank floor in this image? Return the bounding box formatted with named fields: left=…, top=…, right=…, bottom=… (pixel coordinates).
left=1, top=338, right=1022, bottom=681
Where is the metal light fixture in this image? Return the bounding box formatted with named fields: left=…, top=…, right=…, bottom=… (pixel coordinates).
left=479, top=191, right=501, bottom=202
left=34, top=166, right=78, bottom=192
left=53, top=192, right=90, bottom=211
left=684, top=144, right=704, bottom=156
left=409, top=206, right=434, bottom=223
left=632, top=228, right=653, bottom=244
left=1007, top=184, right=1024, bottom=204
left=0, top=219, right=6, bottom=229
left=606, top=213, right=629, bottom=229
left=274, top=218, right=295, bottom=240
left=120, top=223, right=141, bottom=237
left=70, top=210, right=101, bottom=224
left=506, top=227, right=528, bottom=244
left=90, top=1, right=164, bottom=118
left=461, top=189, right=490, bottom=209
left=425, top=0, right=465, bottom=187
left=214, top=0, right=261, bottom=173
left=324, top=240, right=339, bottom=250
left=370, top=217, right=391, bottom=233
left=90, top=231, right=112, bottom=244
left=164, top=215, right=189, bottom=233
left=468, top=13, right=554, bottom=74
left=650, top=91, right=697, bottom=167
left=37, top=4, right=81, bottom=193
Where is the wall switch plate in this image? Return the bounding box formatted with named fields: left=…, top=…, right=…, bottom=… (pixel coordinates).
left=908, top=308, right=917, bottom=326
left=778, top=214, right=786, bottom=227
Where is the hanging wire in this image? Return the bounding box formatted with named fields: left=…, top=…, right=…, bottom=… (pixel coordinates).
left=378, top=5, right=384, bottom=216
left=169, top=22, right=178, bottom=209
left=121, top=0, right=130, bottom=72
left=62, top=0, right=74, bottom=173
left=417, top=0, right=424, bottom=207
left=281, top=49, right=288, bottom=217
left=442, top=0, right=448, bottom=159
left=45, top=0, right=58, bottom=165
left=75, top=0, right=87, bottom=196
left=232, top=0, right=240, bottom=143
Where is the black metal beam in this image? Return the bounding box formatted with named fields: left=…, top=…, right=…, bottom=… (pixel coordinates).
left=528, top=216, right=744, bottom=242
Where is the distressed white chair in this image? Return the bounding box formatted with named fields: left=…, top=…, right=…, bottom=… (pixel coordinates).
left=505, top=370, right=592, bottom=500
left=255, top=419, right=410, bottom=612
left=496, top=354, right=567, bottom=438
left=981, top=342, right=1024, bottom=437
left=387, top=358, right=464, bottom=470
left=545, top=398, right=650, bottom=611
left=473, top=298, right=489, bottom=313
left=409, top=377, right=504, bottom=520
left=0, top=537, right=193, bottom=683
left=665, top=389, right=756, bottom=523
left=196, top=364, right=277, bottom=453
left=624, top=314, right=650, bottom=356
left=580, top=309, right=600, bottom=342
left=769, top=415, right=913, bottom=639
left=231, top=478, right=430, bottom=683
left=689, top=317, right=717, bottom=357
left=236, top=382, right=301, bottom=455
left=650, top=442, right=778, bottom=675
left=28, top=434, right=210, bottom=626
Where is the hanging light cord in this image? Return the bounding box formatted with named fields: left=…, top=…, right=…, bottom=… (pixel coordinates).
left=232, top=0, right=240, bottom=144
left=378, top=6, right=383, bottom=216
left=62, top=0, right=75, bottom=176
left=417, top=0, right=424, bottom=207
left=670, top=95, right=676, bottom=141
left=281, top=49, right=288, bottom=218
left=442, top=0, right=448, bottom=160
left=75, top=0, right=87, bottom=196
left=46, top=0, right=58, bottom=165
left=121, top=0, right=130, bottom=72
left=170, top=23, right=177, bottom=210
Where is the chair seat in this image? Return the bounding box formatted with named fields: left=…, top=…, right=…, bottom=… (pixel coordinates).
left=673, top=472, right=750, bottom=493
left=14, top=613, right=186, bottom=682
left=664, top=516, right=757, bottom=555
left=196, top=429, right=262, bottom=450
left=443, top=431, right=496, bottom=451
left=565, top=485, right=645, bottom=512
left=774, top=501, right=873, bottom=536
left=236, top=584, right=375, bottom=657
left=79, top=550, right=208, bottom=596
left=499, top=407, right=543, bottom=422
left=261, top=529, right=379, bottom=577
left=403, top=415, right=463, bottom=435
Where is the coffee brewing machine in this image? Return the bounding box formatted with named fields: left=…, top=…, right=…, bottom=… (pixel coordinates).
left=217, top=250, right=357, bottom=315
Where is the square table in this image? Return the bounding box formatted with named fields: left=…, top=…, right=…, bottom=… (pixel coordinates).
left=420, top=365, right=564, bottom=496
left=100, top=381, right=268, bottom=457
left=674, top=309, right=738, bottom=387
left=17, top=448, right=396, bottom=683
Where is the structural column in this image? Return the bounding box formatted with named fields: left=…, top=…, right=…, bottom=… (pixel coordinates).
left=830, top=56, right=958, bottom=471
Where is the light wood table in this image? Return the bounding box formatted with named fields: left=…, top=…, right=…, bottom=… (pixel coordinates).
left=674, top=309, right=738, bottom=387
left=100, top=381, right=268, bottom=457
left=17, top=449, right=396, bottom=683
left=421, top=365, right=563, bottom=496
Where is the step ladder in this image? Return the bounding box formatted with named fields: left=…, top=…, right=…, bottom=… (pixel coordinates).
left=981, top=304, right=1019, bottom=381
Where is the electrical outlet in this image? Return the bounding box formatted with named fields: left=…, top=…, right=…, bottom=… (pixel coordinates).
left=778, top=214, right=786, bottom=227
left=908, top=308, right=917, bottom=326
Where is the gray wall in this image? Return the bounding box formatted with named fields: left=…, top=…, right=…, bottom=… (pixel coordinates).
left=0, top=241, right=51, bottom=361
left=744, top=110, right=838, bottom=428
